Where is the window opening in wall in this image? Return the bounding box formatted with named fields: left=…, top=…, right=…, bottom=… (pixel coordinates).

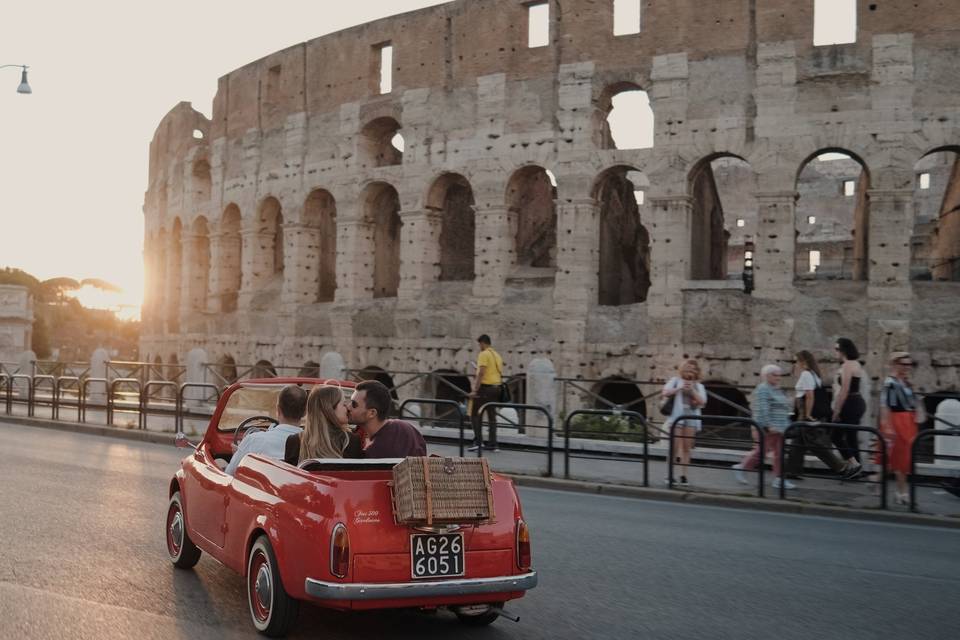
left=545, top=169, right=558, bottom=188
left=736, top=218, right=745, bottom=228
left=808, top=250, right=822, bottom=273
left=919, top=173, right=931, bottom=190
left=613, top=0, right=641, bottom=36
left=378, top=44, right=393, bottom=94
left=912, top=148, right=960, bottom=281
left=844, top=180, right=856, bottom=197
left=192, top=129, right=204, bottom=139
left=391, top=132, right=405, bottom=153
left=634, top=190, right=645, bottom=205
left=808, top=215, right=817, bottom=225
left=527, top=2, right=549, bottom=48
left=595, top=166, right=651, bottom=305
left=691, top=155, right=757, bottom=283
left=605, top=89, right=654, bottom=149
left=818, top=152, right=848, bottom=162
left=814, top=0, right=857, bottom=46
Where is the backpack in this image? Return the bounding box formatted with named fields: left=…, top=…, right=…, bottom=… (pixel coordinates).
left=810, top=373, right=832, bottom=421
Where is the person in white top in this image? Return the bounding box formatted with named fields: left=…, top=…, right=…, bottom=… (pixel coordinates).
left=661, top=359, right=707, bottom=487
left=225, top=385, right=308, bottom=476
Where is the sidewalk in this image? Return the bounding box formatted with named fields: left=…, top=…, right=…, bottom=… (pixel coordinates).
left=4, top=405, right=960, bottom=524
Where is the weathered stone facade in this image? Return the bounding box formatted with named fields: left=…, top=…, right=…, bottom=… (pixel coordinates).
left=141, top=0, right=960, bottom=401
left=0, top=285, right=33, bottom=364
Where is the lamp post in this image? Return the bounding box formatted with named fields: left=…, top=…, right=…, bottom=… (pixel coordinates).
left=0, top=64, right=32, bottom=94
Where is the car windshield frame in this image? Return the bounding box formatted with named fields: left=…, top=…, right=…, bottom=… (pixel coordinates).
left=215, top=382, right=333, bottom=432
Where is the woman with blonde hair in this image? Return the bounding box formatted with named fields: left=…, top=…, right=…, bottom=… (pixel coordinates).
left=661, top=359, right=707, bottom=486
left=285, top=385, right=361, bottom=464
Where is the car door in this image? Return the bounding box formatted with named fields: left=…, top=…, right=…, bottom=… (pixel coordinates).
left=182, top=442, right=231, bottom=548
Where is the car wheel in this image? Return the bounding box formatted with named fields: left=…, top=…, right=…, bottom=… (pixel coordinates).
left=166, top=491, right=201, bottom=569
left=247, top=535, right=299, bottom=637
left=454, top=603, right=502, bottom=627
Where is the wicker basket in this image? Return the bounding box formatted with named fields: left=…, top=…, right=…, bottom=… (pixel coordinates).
left=391, top=457, right=495, bottom=526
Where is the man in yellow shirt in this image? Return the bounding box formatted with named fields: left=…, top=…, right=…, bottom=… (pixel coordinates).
left=468, top=334, right=504, bottom=452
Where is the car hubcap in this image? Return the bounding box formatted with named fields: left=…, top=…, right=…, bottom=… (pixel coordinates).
left=249, top=551, right=272, bottom=623
left=167, top=506, right=183, bottom=556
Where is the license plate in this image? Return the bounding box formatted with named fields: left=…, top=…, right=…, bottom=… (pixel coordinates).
left=410, top=533, right=465, bottom=580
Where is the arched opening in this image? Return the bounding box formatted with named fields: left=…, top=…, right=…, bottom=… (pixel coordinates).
left=167, top=218, right=182, bottom=332
left=427, top=173, right=476, bottom=282
left=219, top=205, right=242, bottom=312
left=507, top=166, right=557, bottom=270
left=591, top=376, right=647, bottom=417
left=257, top=197, right=284, bottom=277
left=303, top=189, right=338, bottom=302
left=153, top=229, right=167, bottom=331
left=359, top=117, right=403, bottom=168
left=362, top=183, right=402, bottom=298
left=596, top=83, right=654, bottom=150
left=593, top=166, right=651, bottom=304
left=152, top=355, right=164, bottom=381
left=253, top=359, right=277, bottom=379
left=914, top=147, right=960, bottom=281
left=431, top=369, right=471, bottom=420
left=688, top=154, right=756, bottom=281
left=299, top=361, right=320, bottom=378
left=218, top=354, right=238, bottom=385
left=187, top=217, right=210, bottom=311
left=795, top=150, right=870, bottom=281
left=701, top=380, right=752, bottom=444
left=192, top=158, right=211, bottom=204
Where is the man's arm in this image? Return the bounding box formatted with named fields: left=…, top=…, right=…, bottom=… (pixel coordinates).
left=225, top=433, right=256, bottom=476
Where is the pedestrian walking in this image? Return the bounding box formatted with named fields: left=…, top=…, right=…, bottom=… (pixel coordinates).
left=785, top=350, right=851, bottom=478
left=831, top=337, right=866, bottom=476
left=661, top=359, right=707, bottom=486
left=879, top=352, right=921, bottom=505
left=468, top=334, right=505, bottom=452
left=735, top=364, right=794, bottom=489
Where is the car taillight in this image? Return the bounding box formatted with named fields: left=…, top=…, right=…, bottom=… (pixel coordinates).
left=330, top=523, right=350, bottom=578
left=516, top=519, right=531, bottom=570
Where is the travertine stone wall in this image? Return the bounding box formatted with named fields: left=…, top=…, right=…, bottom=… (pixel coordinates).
left=142, top=0, right=960, bottom=401
left=0, top=285, right=33, bottom=363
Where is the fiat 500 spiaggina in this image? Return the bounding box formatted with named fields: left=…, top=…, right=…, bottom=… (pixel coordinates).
left=165, top=378, right=537, bottom=636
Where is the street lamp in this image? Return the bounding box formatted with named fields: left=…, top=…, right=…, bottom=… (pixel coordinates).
left=1, top=64, right=32, bottom=94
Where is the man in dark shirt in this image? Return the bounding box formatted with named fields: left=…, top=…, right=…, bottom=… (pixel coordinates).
left=348, top=380, right=427, bottom=458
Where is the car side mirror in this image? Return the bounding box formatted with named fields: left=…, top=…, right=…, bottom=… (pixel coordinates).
left=175, top=433, right=197, bottom=450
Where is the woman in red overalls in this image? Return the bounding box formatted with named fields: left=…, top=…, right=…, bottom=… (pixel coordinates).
left=879, top=352, right=921, bottom=505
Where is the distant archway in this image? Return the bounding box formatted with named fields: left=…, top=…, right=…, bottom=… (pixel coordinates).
left=299, top=360, right=320, bottom=378
left=303, top=189, right=338, bottom=301
left=591, top=376, right=647, bottom=417
left=507, top=166, right=557, bottom=269
left=187, top=216, right=210, bottom=311
left=596, top=82, right=654, bottom=150
left=253, top=359, right=277, bottom=378
left=361, top=183, right=401, bottom=298
left=427, top=173, right=476, bottom=282
left=701, top=380, right=752, bottom=444
left=219, top=205, right=242, bottom=312
left=593, top=166, right=651, bottom=305
left=359, top=117, right=403, bottom=167
left=914, top=146, right=960, bottom=281
left=167, top=218, right=183, bottom=332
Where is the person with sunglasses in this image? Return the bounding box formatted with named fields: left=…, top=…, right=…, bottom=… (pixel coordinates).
left=348, top=380, right=426, bottom=458
left=880, top=352, right=921, bottom=505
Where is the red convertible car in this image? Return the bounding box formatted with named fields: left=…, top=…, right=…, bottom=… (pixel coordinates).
left=165, top=378, right=537, bottom=636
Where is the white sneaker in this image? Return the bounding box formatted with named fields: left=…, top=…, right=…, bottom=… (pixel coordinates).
left=772, top=477, right=796, bottom=490
left=732, top=463, right=749, bottom=485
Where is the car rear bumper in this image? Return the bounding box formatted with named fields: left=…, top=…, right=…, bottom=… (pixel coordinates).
left=304, top=571, right=538, bottom=601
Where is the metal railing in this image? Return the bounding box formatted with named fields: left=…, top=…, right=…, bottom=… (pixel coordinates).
left=668, top=415, right=766, bottom=496
left=398, top=398, right=468, bottom=456
left=30, top=374, right=55, bottom=418
left=909, top=417, right=960, bottom=513
left=477, top=402, right=555, bottom=475
left=563, top=409, right=650, bottom=486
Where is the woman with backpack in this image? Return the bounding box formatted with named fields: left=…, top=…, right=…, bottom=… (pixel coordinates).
left=790, top=350, right=851, bottom=477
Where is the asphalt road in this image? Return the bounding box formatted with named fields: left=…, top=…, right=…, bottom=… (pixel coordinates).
left=1, top=422, right=958, bottom=640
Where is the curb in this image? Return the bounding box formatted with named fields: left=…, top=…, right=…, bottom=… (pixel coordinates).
left=5, top=414, right=959, bottom=530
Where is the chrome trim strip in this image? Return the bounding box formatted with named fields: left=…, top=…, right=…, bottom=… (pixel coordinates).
left=304, top=571, right=538, bottom=601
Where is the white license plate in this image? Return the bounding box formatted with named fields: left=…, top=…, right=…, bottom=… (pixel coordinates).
left=410, top=533, right=465, bottom=579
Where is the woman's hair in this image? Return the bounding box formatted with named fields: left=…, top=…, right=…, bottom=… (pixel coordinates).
left=300, top=385, right=350, bottom=461
left=835, top=337, right=860, bottom=361
left=679, top=359, right=701, bottom=379
left=795, top=350, right=822, bottom=379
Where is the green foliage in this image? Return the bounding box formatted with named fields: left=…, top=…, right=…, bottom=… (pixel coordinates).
left=31, top=314, right=51, bottom=359
left=567, top=413, right=656, bottom=443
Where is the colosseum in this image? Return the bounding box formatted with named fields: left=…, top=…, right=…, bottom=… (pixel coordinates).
left=141, top=0, right=960, bottom=412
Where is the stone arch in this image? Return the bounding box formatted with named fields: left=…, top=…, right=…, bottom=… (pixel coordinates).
left=218, top=354, right=238, bottom=385
left=362, top=182, right=402, bottom=298
left=152, top=355, right=164, bottom=380
left=507, top=165, right=557, bottom=269
left=701, top=379, right=752, bottom=442
left=688, top=153, right=755, bottom=281
left=299, top=360, right=320, bottom=378
left=590, top=376, right=647, bottom=417
left=427, top=173, right=476, bottom=282
left=257, top=196, right=285, bottom=276
left=592, top=165, right=651, bottom=305
left=595, top=81, right=654, bottom=150
left=431, top=369, right=471, bottom=420
left=191, top=157, right=211, bottom=204
left=359, top=117, right=403, bottom=168
left=795, top=149, right=871, bottom=281
left=219, top=204, right=242, bottom=312
left=303, top=189, right=338, bottom=302
left=253, top=359, right=277, bottom=378
left=914, top=145, right=960, bottom=281
left=167, top=217, right=183, bottom=332
left=186, top=216, right=211, bottom=311
left=151, top=229, right=167, bottom=330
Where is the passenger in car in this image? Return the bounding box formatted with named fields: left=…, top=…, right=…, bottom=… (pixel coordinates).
left=284, top=385, right=362, bottom=464
left=349, top=380, right=427, bottom=458
left=225, top=385, right=307, bottom=476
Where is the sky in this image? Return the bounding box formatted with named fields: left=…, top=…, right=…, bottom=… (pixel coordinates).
left=0, top=0, right=855, bottom=320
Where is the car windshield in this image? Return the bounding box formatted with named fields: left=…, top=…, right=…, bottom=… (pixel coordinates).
left=215, top=383, right=320, bottom=431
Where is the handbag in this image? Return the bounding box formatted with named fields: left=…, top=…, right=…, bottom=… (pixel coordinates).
left=492, top=349, right=511, bottom=403
left=811, top=375, right=832, bottom=421
left=659, top=394, right=675, bottom=417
